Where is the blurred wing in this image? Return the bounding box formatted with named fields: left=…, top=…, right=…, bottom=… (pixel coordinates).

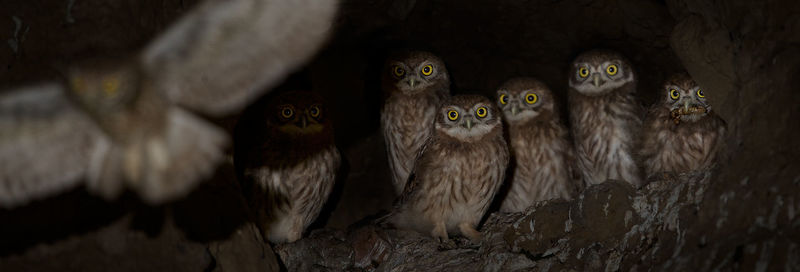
left=141, top=0, right=338, bottom=116
left=0, top=83, right=106, bottom=208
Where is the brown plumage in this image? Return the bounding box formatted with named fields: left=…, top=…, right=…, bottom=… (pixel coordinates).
left=0, top=0, right=338, bottom=208
left=389, top=95, right=509, bottom=242
left=495, top=78, right=580, bottom=213
left=568, top=50, right=643, bottom=187
left=381, top=51, right=451, bottom=195
left=234, top=91, right=340, bottom=244
left=641, top=73, right=726, bottom=178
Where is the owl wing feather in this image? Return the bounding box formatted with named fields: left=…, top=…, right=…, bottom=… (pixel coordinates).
left=141, top=0, right=338, bottom=116
left=392, top=132, right=435, bottom=209
left=0, top=83, right=107, bottom=208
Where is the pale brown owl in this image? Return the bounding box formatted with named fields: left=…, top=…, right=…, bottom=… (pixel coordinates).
left=495, top=78, right=580, bottom=213
left=568, top=50, right=643, bottom=187
left=381, top=51, right=451, bottom=195
left=388, top=95, right=509, bottom=242
left=641, top=73, right=727, bottom=178
left=234, top=91, right=340, bottom=244
left=0, top=0, right=337, bottom=208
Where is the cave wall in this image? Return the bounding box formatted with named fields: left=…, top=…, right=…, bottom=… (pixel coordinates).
left=1, top=0, right=798, bottom=271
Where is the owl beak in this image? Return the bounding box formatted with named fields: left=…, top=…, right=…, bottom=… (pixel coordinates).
left=593, top=74, right=601, bottom=87
left=464, top=119, right=473, bottom=130
left=683, top=100, right=690, bottom=113
left=298, top=115, right=308, bottom=128
left=408, top=78, right=417, bottom=88
left=511, top=106, right=519, bottom=116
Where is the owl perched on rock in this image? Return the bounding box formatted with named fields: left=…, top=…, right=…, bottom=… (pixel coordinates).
left=495, top=78, right=579, bottom=213
left=568, top=50, right=643, bottom=187
left=234, top=91, right=340, bottom=244
left=641, top=73, right=726, bottom=179
left=0, top=0, right=337, bottom=208
left=381, top=51, right=451, bottom=195
left=388, top=95, right=509, bottom=242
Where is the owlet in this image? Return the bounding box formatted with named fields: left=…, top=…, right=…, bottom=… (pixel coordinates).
left=381, top=51, right=451, bottom=195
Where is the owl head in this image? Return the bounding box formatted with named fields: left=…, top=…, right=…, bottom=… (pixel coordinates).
left=382, top=51, right=450, bottom=95
left=265, top=91, right=331, bottom=136
left=496, top=77, right=557, bottom=124
left=436, top=95, right=502, bottom=142
left=66, top=60, right=140, bottom=115
left=661, top=73, right=711, bottom=123
left=568, top=50, right=635, bottom=95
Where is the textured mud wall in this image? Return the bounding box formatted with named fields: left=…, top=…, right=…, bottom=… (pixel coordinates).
left=1, top=0, right=798, bottom=271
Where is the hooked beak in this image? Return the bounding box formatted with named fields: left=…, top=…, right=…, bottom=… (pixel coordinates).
left=593, top=74, right=601, bottom=87
left=299, top=115, right=308, bottom=128
left=511, top=106, right=519, bottom=116
left=464, top=119, right=473, bottom=130
left=683, top=100, right=690, bottom=113
left=409, top=78, right=417, bottom=88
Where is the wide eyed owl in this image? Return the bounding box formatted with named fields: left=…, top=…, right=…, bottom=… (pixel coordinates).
left=0, top=0, right=337, bottom=208
left=568, top=50, right=643, bottom=187
left=381, top=51, right=451, bottom=195
left=495, top=78, right=580, bottom=213
left=641, top=73, right=727, bottom=179
left=234, top=91, right=340, bottom=244
left=388, top=95, right=509, bottom=242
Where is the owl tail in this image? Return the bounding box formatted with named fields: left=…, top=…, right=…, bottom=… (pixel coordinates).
left=125, top=107, right=229, bottom=204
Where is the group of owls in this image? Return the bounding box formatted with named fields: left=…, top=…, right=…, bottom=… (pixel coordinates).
left=235, top=49, right=726, bottom=244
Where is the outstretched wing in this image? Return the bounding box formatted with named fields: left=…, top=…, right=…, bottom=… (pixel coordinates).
left=141, top=0, right=338, bottom=116
left=0, top=83, right=106, bottom=208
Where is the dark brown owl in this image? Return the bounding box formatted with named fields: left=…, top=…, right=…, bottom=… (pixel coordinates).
left=568, top=50, right=643, bottom=187
left=0, top=0, right=337, bottom=208
left=235, top=91, right=340, bottom=243
left=389, top=95, right=509, bottom=242
left=495, top=78, right=580, bottom=213
left=641, top=73, right=727, bottom=178
left=381, top=51, right=451, bottom=195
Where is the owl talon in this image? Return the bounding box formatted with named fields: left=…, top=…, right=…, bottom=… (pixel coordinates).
left=458, top=222, right=482, bottom=243
left=431, top=221, right=449, bottom=242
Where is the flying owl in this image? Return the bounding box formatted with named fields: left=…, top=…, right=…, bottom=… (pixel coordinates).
left=0, top=0, right=338, bottom=208
left=388, top=95, right=509, bottom=242
left=568, top=50, right=643, bottom=187
left=234, top=91, right=340, bottom=244
left=495, top=78, right=580, bottom=213
left=640, top=73, right=727, bottom=179
left=381, top=51, right=451, bottom=195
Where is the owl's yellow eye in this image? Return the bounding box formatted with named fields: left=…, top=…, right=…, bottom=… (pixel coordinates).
left=606, top=65, right=618, bottom=76
left=696, top=89, right=705, bottom=98
left=447, top=110, right=459, bottom=121
left=309, top=105, right=321, bottom=118
left=499, top=94, right=508, bottom=105
left=525, top=93, right=538, bottom=104
left=280, top=106, right=294, bottom=119
left=579, top=67, right=590, bottom=78
left=392, top=65, right=405, bottom=77
left=102, top=77, right=120, bottom=96
left=421, top=64, right=434, bottom=76
left=476, top=107, right=488, bottom=118
left=669, top=89, right=680, bottom=100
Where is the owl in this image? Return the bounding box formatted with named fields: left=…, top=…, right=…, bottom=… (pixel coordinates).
left=388, top=95, right=509, bottom=242
left=0, top=0, right=337, bottom=208
left=640, top=73, right=727, bottom=178
left=381, top=51, right=451, bottom=195
left=234, top=91, right=340, bottom=244
left=568, top=50, right=643, bottom=187
left=495, top=78, right=579, bottom=213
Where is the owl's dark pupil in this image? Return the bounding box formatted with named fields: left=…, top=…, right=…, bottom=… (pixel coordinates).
left=424, top=67, right=430, bottom=73
left=450, top=112, right=456, bottom=118
left=502, top=96, right=508, bottom=102
left=609, top=67, right=615, bottom=72
left=479, top=109, right=485, bottom=114
left=527, top=96, right=534, bottom=101
left=283, top=109, right=292, bottom=116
